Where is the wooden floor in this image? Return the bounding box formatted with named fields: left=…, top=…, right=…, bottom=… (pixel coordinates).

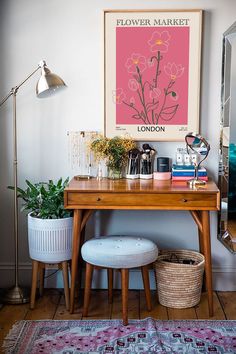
left=0, top=289, right=236, bottom=352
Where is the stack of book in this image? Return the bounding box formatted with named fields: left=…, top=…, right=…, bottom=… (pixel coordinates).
left=172, top=164, right=208, bottom=181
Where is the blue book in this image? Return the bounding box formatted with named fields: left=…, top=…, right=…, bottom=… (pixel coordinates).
left=172, top=170, right=207, bottom=177
left=172, top=166, right=207, bottom=177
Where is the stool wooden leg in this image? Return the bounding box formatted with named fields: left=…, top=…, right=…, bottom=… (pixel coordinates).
left=39, top=262, right=45, bottom=297
left=107, top=268, right=113, bottom=304
left=30, top=260, right=39, bottom=309
left=141, top=265, right=152, bottom=311
left=62, top=261, right=70, bottom=311
left=83, top=262, right=94, bottom=317
left=121, top=268, right=129, bottom=326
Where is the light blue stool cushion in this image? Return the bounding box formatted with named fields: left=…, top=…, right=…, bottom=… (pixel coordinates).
left=81, top=236, right=158, bottom=268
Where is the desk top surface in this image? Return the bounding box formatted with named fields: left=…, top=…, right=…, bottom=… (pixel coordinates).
left=65, top=177, right=219, bottom=195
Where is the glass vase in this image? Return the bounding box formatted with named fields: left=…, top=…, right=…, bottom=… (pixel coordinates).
left=107, top=167, right=122, bottom=179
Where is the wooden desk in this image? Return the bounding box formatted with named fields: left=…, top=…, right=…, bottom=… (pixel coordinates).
left=64, top=178, right=220, bottom=314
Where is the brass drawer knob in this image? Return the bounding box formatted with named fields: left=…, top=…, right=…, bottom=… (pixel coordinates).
left=97, top=197, right=101, bottom=202
left=182, top=199, right=187, bottom=203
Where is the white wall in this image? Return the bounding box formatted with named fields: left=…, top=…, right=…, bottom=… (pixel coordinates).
left=0, top=0, right=236, bottom=290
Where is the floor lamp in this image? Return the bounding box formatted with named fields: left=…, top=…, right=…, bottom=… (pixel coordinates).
left=0, top=60, right=66, bottom=304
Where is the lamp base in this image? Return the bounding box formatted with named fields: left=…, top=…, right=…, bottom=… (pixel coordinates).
left=1, top=285, right=30, bottom=304
left=187, top=178, right=206, bottom=189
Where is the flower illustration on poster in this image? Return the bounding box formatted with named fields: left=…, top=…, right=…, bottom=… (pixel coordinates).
left=116, top=27, right=188, bottom=126
left=104, top=11, right=202, bottom=141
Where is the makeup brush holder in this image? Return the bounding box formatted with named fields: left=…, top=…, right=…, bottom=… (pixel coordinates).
left=126, top=157, right=140, bottom=179
left=140, top=156, right=154, bottom=179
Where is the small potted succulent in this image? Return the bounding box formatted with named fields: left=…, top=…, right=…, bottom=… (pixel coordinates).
left=12, top=178, right=73, bottom=262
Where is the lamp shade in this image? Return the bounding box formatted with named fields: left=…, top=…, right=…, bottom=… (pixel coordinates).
left=36, top=64, right=66, bottom=98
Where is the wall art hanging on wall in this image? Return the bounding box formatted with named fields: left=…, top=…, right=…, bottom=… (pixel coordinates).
left=104, top=9, right=202, bottom=141
left=67, top=131, right=100, bottom=177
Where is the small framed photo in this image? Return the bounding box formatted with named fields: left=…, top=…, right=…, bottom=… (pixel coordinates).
left=104, top=9, right=202, bottom=141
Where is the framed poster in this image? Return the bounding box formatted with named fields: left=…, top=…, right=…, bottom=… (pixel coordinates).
left=104, top=9, right=202, bottom=141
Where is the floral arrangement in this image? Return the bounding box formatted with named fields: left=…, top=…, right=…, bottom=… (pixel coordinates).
left=90, top=135, right=136, bottom=172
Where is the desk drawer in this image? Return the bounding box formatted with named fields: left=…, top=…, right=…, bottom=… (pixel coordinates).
left=67, top=192, right=217, bottom=209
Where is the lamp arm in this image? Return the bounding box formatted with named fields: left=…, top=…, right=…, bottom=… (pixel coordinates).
left=0, top=65, right=41, bottom=107
left=0, top=91, right=14, bottom=107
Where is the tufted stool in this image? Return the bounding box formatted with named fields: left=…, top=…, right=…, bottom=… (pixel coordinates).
left=81, top=236, right=158, bottom=325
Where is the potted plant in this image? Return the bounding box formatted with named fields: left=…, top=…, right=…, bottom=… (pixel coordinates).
left=90, top=135, right=136, bottom=179
left=12, top=177, right=73, bottom=262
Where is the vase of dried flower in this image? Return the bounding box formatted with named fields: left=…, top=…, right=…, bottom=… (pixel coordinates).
left=107, top=167, right=123, bottom=179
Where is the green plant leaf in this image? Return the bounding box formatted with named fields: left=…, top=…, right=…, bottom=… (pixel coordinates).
left=8, top=177, right=72, bottom=219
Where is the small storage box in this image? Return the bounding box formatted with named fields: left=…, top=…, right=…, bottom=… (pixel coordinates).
left=154, top=249, right=205, bottom=309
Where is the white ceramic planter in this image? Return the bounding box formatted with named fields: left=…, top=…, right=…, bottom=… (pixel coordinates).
left=28, top=214, right=73, bottom=263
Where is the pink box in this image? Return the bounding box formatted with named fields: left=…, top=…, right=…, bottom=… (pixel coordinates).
left=153, top=172, right=172, bottom=180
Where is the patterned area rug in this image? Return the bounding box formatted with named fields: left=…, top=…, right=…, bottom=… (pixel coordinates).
left=3, top=317, right=236, bottom=353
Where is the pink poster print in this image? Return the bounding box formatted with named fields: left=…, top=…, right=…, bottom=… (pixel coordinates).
left=104, top=10, right=202, bottom=141
left=115, top=27, right=189, bottom=126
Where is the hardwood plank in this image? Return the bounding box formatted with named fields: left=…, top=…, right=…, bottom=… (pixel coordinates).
left=217, top=291, right=236, bottom=319
left=82, top=290, right=112, bottom=320
left=110, top=290, right=123, bottom=320
left=195, top=292, right=226, bottom=320
left=111, top=290, right=139, bottom=320
left=25, top=289, right=61, bottom=320
left=0, top=303, right=29, bottom=353
left=54, top=295, right=83, bottom=320
left=167, top=306, right=197, bottom=320
left=140, top=290, right=168, bottom=320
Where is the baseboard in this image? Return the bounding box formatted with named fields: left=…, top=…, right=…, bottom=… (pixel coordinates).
left=0, top=263, right=236, bottom=291
left=212, top=266, right=236, bottom=291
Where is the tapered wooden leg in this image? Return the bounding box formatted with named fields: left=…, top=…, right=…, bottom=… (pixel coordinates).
left=141, top=265, right=152, bottom=311
left=201, top=210, right=213, bottom=316
left=190, top=210, right=206, bottom=291
left=39, top=262, right=45, bottom=297
left=190, top=211, right=204, bottom=254
left=197, top=212, right=206, bottom=291
left=77, top=226, right=86, bottom=292
left=77, top=210, right=93, bottom=298
left=30, top=260, right=39, bottom=309
left=121, top=269, right=129, bottom=326
left=83, top=263, right=94, bottom=316
left=70, top=209, right=83, bottom=313
left=62, top=261, right=70, bottom=311
left=198, top=226, right=204, bottom=255
left=107, top=268, right=113, bottom=304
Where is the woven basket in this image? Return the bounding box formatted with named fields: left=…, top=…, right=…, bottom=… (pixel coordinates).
left=154, top=249, right=205, bottom=308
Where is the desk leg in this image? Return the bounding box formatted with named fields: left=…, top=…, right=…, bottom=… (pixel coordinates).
left=70, top=209, right=82, bottom=314
left=201, top=210, right=213, bottom=317
left=190, top=211, right=203, bottom=254
left=194, top=211, right=206, bottom=291
left=77, top=226, right=86, bottom=292
left=197, top=212, right=204, bottom=255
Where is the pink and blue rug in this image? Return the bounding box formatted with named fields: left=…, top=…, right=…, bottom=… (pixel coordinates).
left=3, top=317, right=236, bottom=353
